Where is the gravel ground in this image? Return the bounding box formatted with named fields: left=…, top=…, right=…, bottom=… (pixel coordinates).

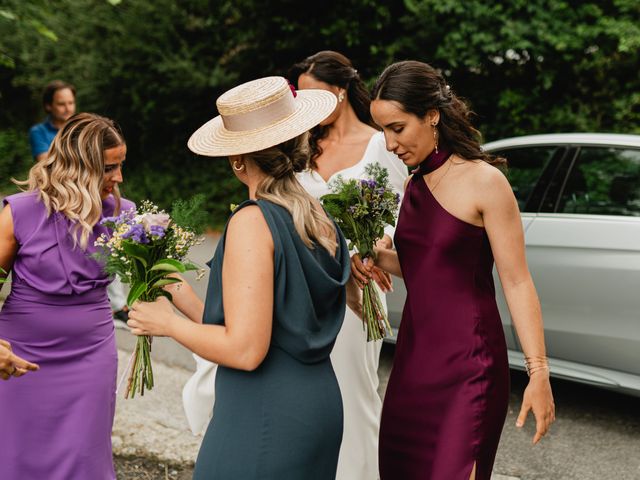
left=114, top=455, right=193, bottom=479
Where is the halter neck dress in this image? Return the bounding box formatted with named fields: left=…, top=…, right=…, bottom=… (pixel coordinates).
left=379, top=151, right=510, bottom=480
left=193, top=199, right=351, bottom=479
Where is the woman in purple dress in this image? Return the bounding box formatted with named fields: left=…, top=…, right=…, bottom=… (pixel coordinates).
left=352, top=61, right=556, bottom=479
left=0, top=112, right=133, bottom=479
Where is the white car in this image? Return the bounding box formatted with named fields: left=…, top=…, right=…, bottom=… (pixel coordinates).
left=386, top=133, right=640, bottom=397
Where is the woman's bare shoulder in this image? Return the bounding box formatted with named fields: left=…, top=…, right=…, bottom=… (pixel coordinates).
left=458, top=158, right=509, bottom=189
left=227, top=205, right=269, bottom=236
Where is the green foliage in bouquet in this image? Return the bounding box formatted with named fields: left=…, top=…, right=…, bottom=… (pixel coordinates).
left=321, top=163, right=400, bottom=341
left=322, top=163, right=400, bottom=259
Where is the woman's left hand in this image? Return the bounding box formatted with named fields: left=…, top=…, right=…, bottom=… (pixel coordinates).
left=516, top=372, right=556, bottom=444
left=128, top=296, right=177, bottom=337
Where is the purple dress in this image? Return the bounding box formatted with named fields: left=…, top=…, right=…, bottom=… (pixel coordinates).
left=0, top=191, right=134, bottom=480
left=379, top=151, right=510, bottom=480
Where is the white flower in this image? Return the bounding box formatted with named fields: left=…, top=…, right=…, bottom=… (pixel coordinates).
left=140, top=213, right=171, bottom=232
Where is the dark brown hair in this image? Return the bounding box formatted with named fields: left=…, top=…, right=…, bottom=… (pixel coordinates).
left=372, top=61, right=505, bottom=167
left=288, top=51, right=376, bottom=169
left=42, top=80, right=76, bottom=108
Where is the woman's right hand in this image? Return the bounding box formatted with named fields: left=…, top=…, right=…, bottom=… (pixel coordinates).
left=128, top=296, right=179, bottom=337
left=351, top=252, right=395, bottom=292
left=0, top=339, right=39, bottom=380
left=350, top=254, right=374, bottom=289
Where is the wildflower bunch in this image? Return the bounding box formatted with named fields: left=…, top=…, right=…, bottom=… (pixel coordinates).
left=95, top=195, right=207, bottom=398
left=321, top=163, right=400, bottom=341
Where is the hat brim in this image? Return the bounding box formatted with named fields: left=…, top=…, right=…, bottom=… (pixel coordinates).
left=187, top=89, right=337, bottom=157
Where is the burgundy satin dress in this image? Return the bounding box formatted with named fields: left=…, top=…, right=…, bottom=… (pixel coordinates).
left=379, top=150, right=510, bottom=480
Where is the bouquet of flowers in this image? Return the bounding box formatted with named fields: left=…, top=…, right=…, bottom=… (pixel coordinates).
left=0, top=267, right=7, bottom=283
left=95, top=195, right=207, bottom=398
left=321, top=163, right=400, bottom=341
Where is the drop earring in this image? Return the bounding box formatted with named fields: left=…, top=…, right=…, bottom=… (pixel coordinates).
left=338, top=91, right=345, bottom=103
left=432, top=124, right=438, bottom=154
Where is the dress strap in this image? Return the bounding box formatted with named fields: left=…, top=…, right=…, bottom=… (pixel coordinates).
left=414, top=147, right=452, bottom=175
left=230, top=199, right=259, bottom=215
left=223, top=199, right=282, bottom=266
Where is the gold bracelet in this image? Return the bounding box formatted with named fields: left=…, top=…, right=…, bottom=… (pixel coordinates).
left=524, top=355, right=549, bottom=377
left=527, top=365, right=550, bottom=377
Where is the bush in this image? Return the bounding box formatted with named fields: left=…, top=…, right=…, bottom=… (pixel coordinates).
left=0, top=128, right=31, bottom=194
left=1, top=0, right=638, bottom=225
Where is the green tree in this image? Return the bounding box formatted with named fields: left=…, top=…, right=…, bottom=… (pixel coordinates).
left=395, top=0, right=640, bottom=139
left=1, top=0, right=638, bottom=226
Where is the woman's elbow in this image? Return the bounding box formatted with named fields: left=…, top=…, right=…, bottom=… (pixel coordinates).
left=235, top=346, right=269, bottom=371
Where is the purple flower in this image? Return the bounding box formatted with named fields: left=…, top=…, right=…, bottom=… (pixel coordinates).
left=360, top=179, right=377, bottom=191
left=149, top=225, right=166, bottom=238
left=122, top=224, right=149, bottom=244
left=101, top=207, right=137, bottom=227
left=100, top=216, right=119, bottom=226
left=119, top=208, right=137, bottom=225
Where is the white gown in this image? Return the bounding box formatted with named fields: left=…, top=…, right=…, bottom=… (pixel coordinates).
left=181, top=131, right=407, bottom=480
left=296, top=131, right=407, bottom=480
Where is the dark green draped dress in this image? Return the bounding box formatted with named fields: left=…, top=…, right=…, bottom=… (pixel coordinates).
left=193, top=199, right=351, bottom=480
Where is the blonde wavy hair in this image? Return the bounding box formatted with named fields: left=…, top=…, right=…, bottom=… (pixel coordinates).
left=247, top=133, right=337, bottom=255
left=15, top=112, right=125, bottom=249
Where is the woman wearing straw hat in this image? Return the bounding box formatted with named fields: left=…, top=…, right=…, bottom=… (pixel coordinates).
left=128, top=76, right=357, bottom=478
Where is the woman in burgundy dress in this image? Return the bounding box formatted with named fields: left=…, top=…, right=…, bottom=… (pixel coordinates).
left=352, top=61, right=555, bottom=479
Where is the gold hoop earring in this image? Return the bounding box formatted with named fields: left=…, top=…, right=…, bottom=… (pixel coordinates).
left=432, top=124, right=439, bottom=154
left=233, top=161, right=245, bottom=172
left=338, top=91, right=345, bottom=103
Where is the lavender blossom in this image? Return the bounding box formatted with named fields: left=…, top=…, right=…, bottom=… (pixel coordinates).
left=122, top=224, right=150, bottom=244
left=149, top=225, right=166, bottom=238
left=99, top=216, right=119, bottom=226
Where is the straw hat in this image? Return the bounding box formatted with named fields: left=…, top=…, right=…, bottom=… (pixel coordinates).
left=188, top=76, right=337, bottom=157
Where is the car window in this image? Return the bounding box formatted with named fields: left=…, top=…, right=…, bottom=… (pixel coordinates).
left=494, top=146, right=559, bottom=212
left=557, top=147, right=640, bottom=216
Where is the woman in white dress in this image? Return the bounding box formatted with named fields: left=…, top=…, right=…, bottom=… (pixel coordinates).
left=289, top=50, right=407, bottom=480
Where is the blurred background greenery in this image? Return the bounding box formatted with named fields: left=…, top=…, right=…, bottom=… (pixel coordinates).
left=1, top=0, right=638, bottom=227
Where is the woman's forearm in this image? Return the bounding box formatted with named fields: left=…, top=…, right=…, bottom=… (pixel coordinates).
left=374, top=247, right=403, bottom=278
left=167, top=315, right=262, bottom=371
left=503, top=278, right=547, bottom=358
left=165, top=281, right=204, bottom=323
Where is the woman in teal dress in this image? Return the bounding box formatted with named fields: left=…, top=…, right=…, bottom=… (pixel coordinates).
left=128, top=76, right=359, bottom=478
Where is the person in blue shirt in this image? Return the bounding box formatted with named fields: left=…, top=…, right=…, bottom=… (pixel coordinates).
left=28, top=80, right=76, bottom=161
